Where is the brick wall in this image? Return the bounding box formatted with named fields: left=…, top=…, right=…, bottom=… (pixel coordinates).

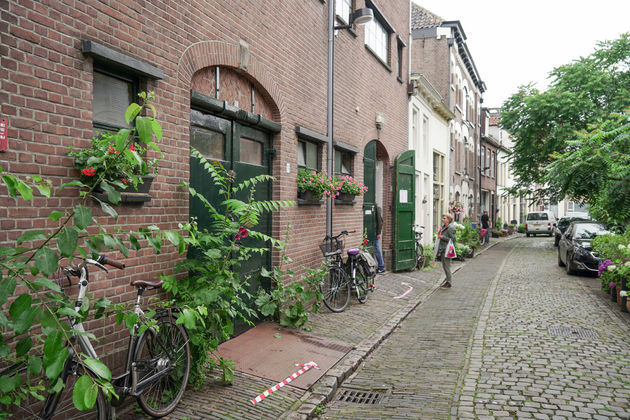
left=0, top=0, right=410, bottom=358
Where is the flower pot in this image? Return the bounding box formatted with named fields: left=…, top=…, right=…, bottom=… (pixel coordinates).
left=617, top=287, right=622, bottom=305
left=621, top=295, right=628, bottom=313
left=626, top=298, right=630, bottom=313
left=335, top=192, right=356, bottom=204
left=297, top=189, right=322, bottom=205
left=92, top=175, right=154, bottom=204
left=611, top=286, right=617, bottom=302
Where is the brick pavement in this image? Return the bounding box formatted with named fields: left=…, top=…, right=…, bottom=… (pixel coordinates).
left=317, top=237, right=630, bottom=420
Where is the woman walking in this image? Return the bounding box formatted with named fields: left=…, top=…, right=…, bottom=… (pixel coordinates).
left=437, top=213, right=457, bottom=288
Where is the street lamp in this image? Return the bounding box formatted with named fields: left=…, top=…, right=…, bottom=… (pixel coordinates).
left=326, top=2, right=373, bottom=238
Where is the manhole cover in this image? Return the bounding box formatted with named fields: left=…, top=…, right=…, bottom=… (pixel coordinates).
left=548, top=326, right=599, bottom=339
left=337, top=389, right=384, bottom=404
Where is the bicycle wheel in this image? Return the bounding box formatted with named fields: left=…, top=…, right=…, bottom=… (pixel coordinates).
left=415, top=243, right=425, bottom=270
left=354, top=261, right=369, bottom=304
left=135, top=312, right=191, bottom=418
left=320, top=266, right=350, bottom=312
left=3, top=357, right=107, bottom=420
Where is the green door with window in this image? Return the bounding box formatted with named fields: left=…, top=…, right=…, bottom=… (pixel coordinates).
left=189, top=109, right=272, bottom=335
left=363, top=141, right=377, bottom=252
left=394, top=150, right=415, bottom=271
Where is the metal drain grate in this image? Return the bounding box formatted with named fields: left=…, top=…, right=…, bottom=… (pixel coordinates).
left=337, top=389, right=384, bottom=404
left=548, top=326, right=599, bottom=339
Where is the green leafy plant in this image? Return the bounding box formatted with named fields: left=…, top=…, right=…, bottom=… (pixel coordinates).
left=67, top=91, right=163, bottom=193
left=454, top=217, right=481, bottom=251
left=161, top=152, right=294, bottom=387
left=255, top=225, right=326, bottom=328
left=0, top=93, right=182, bottom=415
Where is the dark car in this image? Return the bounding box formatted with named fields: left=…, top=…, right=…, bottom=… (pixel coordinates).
left=553, top=217, right=589, bottom=246
left=557, top=221, right=609, bottom=275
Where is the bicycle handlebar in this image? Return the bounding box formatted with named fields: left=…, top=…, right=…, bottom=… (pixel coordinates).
left=97, top=255, right=125, bottom=270
left=325, top=230, right=357, bottom=241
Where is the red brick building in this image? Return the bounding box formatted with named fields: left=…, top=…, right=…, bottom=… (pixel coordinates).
left=0, top=0, right=410, bottom=350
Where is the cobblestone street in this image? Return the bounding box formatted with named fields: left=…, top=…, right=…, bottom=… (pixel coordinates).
left=320, top=237, right=630, bottom=419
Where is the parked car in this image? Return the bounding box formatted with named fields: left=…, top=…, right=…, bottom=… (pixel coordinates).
left=525, top=211, right=557, bottom=237
left=553, top=216, right=590, bottom=246
left=557, top=221, right=609, bottom=275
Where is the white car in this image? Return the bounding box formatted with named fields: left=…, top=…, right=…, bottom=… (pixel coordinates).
left=525, top=211, right=556, bottom=237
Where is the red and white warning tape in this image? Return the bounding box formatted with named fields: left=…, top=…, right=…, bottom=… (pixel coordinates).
left=250, top=361, right=320, bottom=405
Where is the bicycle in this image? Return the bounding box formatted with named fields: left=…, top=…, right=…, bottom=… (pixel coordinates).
left=413, top=224, right=426, bottom=271
left=4, top=255, right=191, bottom=419
left=319, top=230, right=372, bottom=312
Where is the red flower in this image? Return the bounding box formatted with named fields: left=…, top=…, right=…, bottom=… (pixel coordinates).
left=81, top=166, right=95, bottom=176
left=121, top=178, right=128, bottom=184
left=108, top=146, right=119, bottom=154
left=128, top=144, right=136, bottom=152
left=238, top=226, right=249, bottom=239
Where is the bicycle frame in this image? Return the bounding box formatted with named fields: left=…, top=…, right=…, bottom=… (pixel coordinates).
left=61, top=259, right=175, bottom=408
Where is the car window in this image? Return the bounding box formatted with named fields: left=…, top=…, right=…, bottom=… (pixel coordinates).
left=527, top=213, right=548, bottom=221
left=573, top=223, right=608, bottom=239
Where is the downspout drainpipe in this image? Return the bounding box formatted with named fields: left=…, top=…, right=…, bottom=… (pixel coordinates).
left=326, top=0, right=335, bottom=238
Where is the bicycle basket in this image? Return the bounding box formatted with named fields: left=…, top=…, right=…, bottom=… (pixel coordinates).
left=319, top=239, right=343, bottom=257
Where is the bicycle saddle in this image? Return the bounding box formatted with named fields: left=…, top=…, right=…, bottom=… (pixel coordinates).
left=347, top=248, right=360, bottom=255
left=131, top=279, right=164, bottom=289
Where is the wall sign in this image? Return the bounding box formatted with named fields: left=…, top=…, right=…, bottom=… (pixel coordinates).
left=0, top=118, right=6, bottom=152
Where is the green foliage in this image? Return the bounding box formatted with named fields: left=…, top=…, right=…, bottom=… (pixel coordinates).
left=545, top=109, right=630, bottom=225
left=0, top=93, right=182, bottom=416
left=163, top=155, right=294, bottom=388
left=501, top=33, right=630, bottom=201
left=67, top=91, right=163, bottom=194
left=518, top=224, right=526, bottom=233
left=255, top=227, right=326, bottom=328
left=454, top=218, right=480, bottom=250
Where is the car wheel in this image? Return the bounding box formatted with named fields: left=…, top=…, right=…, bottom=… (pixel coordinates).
left=549, top=233, right=553, bottom=237
left=526, top=233, right=530, bottom=237
left=557, top=251, right=565, bottom=267
left=566, top=254, right=576, bottom=275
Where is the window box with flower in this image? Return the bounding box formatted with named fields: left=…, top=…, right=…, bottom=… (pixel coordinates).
left=296, top=168, right=337, bottom=205
left=67, top=92, right=163, bottom=204
left=333, top=174, right=368, bottom=205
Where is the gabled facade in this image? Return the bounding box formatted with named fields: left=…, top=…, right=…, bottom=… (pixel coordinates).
left=408, top=74, right=454, bottom=242
left=410, top=4, right=485, bottom=223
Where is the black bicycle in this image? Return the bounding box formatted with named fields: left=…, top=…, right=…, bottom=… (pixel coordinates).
left=4, top=255, right=191, bottom=419
left=319, top=230, right=372, bottom=312
left=413, top=224, right=426, bottom=270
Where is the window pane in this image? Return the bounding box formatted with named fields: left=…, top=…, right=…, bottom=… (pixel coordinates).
left=191, top=126, right=224, bottom=160
left=298, top=141, right=306, bottom=167
left=93, top=72, right=133, bottom=128
left=240, top=137, right=263, bottom=166
left=334, top=150, right=351, bottom=175
left=336, top=0, right=351, bottom=23
left=305, top=141, right=317, bottom=169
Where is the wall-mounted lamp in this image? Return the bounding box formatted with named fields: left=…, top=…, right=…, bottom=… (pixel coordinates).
left=375, top=113, right=385, bottom=130
left=335, top=8, right=374, bottom=30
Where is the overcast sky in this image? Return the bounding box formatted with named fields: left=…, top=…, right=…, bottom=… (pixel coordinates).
left=411, top=0, right=630, bottom=108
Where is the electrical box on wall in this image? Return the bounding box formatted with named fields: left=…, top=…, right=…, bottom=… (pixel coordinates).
left=0, top=118, right=7, bottom=152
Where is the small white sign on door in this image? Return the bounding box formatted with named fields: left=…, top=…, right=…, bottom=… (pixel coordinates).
left=399, top=189, right=408, bottom=203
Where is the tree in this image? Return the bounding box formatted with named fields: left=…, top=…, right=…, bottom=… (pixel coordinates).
left=545, top=110, right=630, bottom=225
left=500, top=33, right=630, bottom=201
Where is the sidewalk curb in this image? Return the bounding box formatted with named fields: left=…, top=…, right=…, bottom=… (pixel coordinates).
left=281, top=235, right=519, bottom=419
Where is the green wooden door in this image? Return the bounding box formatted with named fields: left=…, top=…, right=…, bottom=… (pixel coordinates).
left=394, top=150, right=415, bottom=271
left=363, top=141, right=377, bottom=252
left=189, top=110, right=272, bottom=335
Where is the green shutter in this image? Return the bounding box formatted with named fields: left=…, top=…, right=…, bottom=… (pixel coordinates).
left=394, top=150, right=415, bottom=271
